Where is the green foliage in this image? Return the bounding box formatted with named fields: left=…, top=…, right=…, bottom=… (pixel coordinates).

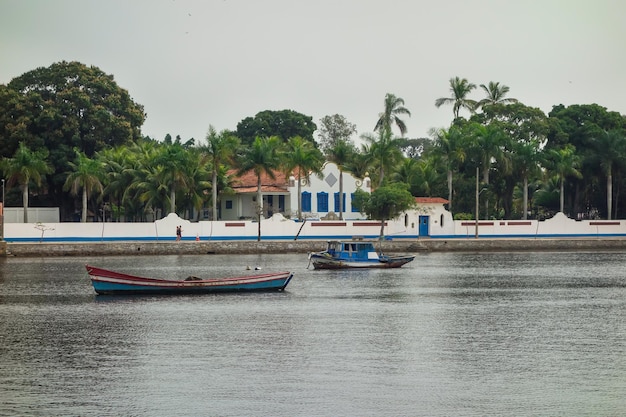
left=1, top=61, right=145, bottom=218
left=317, top=114, right=357, bottom=153
left=353, top=183, right=416, bottom=238
left=353, top=183, right=415, bottom=221
left=435, top=77, right=477, bottom=119
left=374, top=93, right=411, bottom=137
left=0, top=142, right=52, bottom=222
left=235, top=109, right=317, bottom=145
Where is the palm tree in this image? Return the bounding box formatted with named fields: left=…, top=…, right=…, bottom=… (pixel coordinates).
left=177, top=149, right=211, bottom=220
left=325, top=139, right=356, bottom=220
left=98, top=145, right=137, bottom=221
left=0, top=142, right=52, bottom=223
left=284, top=136, right=324, bottom=220
left=545, top=144, right=582, bottom=214
left=64, top=148, right=105, bottom=223
left=237, top=136, right=283, bottom=241
left=374, top=93, right=411, bottom=137
left=435, top=76, right=477, bottom=119
left=154, top=142, right=191, bottom=215
left=430, top=126, right=466, bottom=211
left=205, top=126, right=240, bottom=220
left=470, top=123, right=511, bottom=218
left=512, top=139, right=542, bottom=219
left=476, top=81, right=518, bottom=109
left=360, top=129, right=404, bottom=187
left=592, top=129, right=626, bottom=219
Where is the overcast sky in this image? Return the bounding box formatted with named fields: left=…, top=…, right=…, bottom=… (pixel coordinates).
left=1, top=0, right=625, bottom=145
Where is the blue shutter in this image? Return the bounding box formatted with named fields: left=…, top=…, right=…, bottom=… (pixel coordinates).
left=317, top=192, right=328, bottom=212
left=302, top=192, right=311, bottom=212
left=350, top=193, right=359, bottom=212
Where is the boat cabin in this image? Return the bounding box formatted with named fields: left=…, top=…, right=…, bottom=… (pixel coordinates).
left=326, top=240, right=380, bottom=261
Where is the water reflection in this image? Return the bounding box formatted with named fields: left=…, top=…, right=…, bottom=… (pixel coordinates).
left=0, top=252, right=625, bottom=416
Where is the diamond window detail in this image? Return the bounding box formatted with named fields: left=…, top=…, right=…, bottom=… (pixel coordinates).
left=325, top=173, right=337, bottom=187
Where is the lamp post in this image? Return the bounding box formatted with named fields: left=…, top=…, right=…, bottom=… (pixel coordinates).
left=475, top=167, right=479, bottom=239
left=474, top=167, right=487, bottom=239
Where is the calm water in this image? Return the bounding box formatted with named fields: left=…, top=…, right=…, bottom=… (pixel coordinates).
left=0, top=251, right=624, bottom=417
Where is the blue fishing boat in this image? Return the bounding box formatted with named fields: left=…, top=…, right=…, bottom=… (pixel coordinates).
left=308, top=240, right=415, bottom=270
left=86, top=265, right=294, bottom=295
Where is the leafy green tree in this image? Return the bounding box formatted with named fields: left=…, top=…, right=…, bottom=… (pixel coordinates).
left=374, top=93, right=411, bottom=137
left=284, top=136, right=324, bottom=220
left=0, top=142, right=52, bottom=223
left=204, top=126, right=240, bottom=220
left=474, top=103, right=549, bottom=218
left=353, top=182, right=415, bottom=239
left=317, top=114, right=357, bottom=153
left=236, top=110, right=317, bottom=145
left=236, top=136, right=283, bottom=241
left=435, top=77, right=477, bottom=120
left=476, top=81, right=518, bottom=109
left=547, top=104, right=626, bottom=215
left=64, top=148, right=104, bottom=222
left=2, top=61, right=145, bottom=219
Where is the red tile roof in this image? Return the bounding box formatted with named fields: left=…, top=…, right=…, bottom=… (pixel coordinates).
left=414, top=197, right=449, bottom=204
left=229, top=169, right=290, bottom=193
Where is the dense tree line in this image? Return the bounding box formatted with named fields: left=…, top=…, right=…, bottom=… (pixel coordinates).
left=1, top=62, right=626, bottom=225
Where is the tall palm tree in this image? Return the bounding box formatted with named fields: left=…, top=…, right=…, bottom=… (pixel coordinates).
left=0, top=142, right=52, bottom=223
left=64, top=148, right=105, bottom=223
left=512, top=139, right=542, bottom=219
left=374, top=93, right=411, bottom=137
left=592, top=129, right=626, bottom=219
left=430, top=126, right=466, bottom=211
left=545, top=144, right=582, bottom=214
left=237, top=136, right=283, bottom=241
left=284, top=136, right=324, bottom=220
left=205, top=125, right=240, bottom=220
left=325, top=139, right=356, bottom=219
left=476, top=81, right=518, bottom=109
left=470, top=123, right=511, bottom=218
left=435, top=76, right=477, bottom=119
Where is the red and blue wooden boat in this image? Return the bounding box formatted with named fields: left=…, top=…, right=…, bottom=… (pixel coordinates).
left=86, top=265, right=294, bottom=295
left=308, top=240, right=415, bottom=270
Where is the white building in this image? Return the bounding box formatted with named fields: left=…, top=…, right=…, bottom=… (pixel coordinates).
left=221, top=162, right=371, bottom=221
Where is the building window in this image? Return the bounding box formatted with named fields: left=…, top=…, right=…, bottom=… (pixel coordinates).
left=225, top=200, right=233, bottom=209
left=302, top=192, right=311, bottom=212
left=334, top=192, right=346, bottom=212
left=317, top=192, right=328, bottom=213
left=350, top=193, right=360, bottom=212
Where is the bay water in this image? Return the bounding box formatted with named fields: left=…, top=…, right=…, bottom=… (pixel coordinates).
left=0, top=251, right=624, bottom=416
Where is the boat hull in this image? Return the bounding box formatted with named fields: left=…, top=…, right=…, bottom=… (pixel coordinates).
left=86, top=265, right=293, bottom=295
left=309, top=253, right=415, bottom=270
